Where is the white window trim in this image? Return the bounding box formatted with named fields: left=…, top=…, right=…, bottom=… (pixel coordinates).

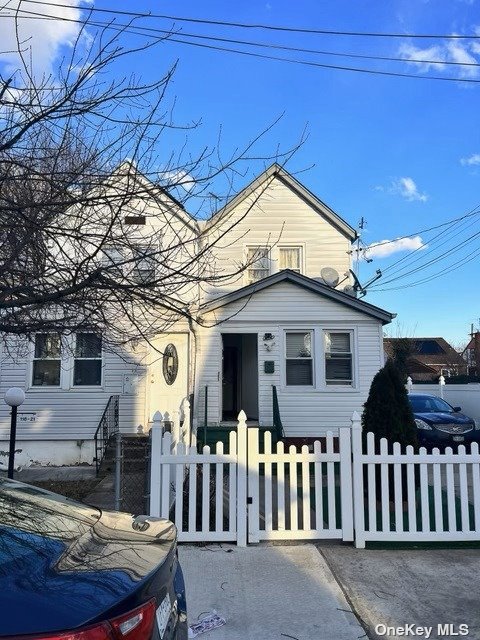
left=284, top=329, right=315, bottom=388
left=244, top=245, right=271, bottom=285
left=279, top=326, right=359, bottom=392
left=28, top=333, right=66, bottom=390
left=27, top=333, right=104, bottom=391
left=320, top=328, right=358, bottom=391
left=276, top=243, right=305, bottom=275
left=72, top=333, right=104, bottom=388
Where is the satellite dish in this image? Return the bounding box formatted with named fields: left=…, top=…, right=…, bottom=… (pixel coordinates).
left=321, top=267, right=340, bottom=287
left=343, top=285, right=357, bottom=297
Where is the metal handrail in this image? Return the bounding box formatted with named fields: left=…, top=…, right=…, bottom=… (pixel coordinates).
left=93, top=395, right=120, bottom=474
left=272, top=385, right=284, bottom=439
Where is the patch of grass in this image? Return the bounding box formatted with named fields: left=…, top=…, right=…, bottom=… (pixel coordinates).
left=29, top=479, right=101, bottom=502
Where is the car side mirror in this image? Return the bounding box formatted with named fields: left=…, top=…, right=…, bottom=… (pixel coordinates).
left=453, top=406, right=462, bottom=413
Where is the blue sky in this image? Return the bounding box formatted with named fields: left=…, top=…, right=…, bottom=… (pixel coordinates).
left=2, top=0, right=480, bottom=346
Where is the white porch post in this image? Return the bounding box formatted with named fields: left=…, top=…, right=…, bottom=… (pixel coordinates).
left=149, top=411, right=163, bottom=517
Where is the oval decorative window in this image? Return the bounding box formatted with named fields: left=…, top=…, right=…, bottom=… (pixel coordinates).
left=162, top=344, right=178, bottom=385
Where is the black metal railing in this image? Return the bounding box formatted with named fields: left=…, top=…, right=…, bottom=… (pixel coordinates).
left=93, top=395, right=120, bottom=475
left=272, top=385, right=284, bottom=440
left=203, top=385, right=208, bottom=451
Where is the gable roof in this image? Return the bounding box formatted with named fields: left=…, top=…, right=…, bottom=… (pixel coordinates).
left=112, top=161, right=199, bottom=233
left=384, top=337, right=466, bottom=367
left=203, top=163, right=357, bottom=241
left=200, top=269, right=395, bottom=324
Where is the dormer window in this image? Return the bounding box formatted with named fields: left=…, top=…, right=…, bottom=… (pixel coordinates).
left=246, top=247, right=270, bottom=284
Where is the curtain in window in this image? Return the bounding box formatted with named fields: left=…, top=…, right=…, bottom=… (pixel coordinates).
left=279, top=247, right=300, bottom=272
left=247, top=247, right=270, bottom=282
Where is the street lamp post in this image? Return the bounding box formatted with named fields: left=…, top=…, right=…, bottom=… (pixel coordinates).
left=5, top=387, right=25, bottom=479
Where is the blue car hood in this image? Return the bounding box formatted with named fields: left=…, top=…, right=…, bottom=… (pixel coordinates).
left=414, top=411, right=473, bottom=425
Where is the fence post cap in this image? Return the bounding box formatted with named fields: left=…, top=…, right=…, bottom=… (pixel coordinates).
left=351, top=410, right=362, bottom=424
left=407, top=376, right=413, bottom=384
left=152, top=410, right=163, bottom=423
left=237, top=409, right=247, bottom=423
left=163, top=411, right=170, bottom=421
left=439, top=375, right=446, bottom=385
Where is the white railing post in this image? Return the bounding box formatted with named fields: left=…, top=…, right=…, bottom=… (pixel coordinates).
left=351, top=411, right=366, bottom=548
left=406, top=376, right=413, bottom=393
left=439, top=375, right=445, bottom=398
left=339, top=426, right=354, bottom=542
left=236, top=410, right=248, bottom=547
left=149, top=411, right=163, bottom=517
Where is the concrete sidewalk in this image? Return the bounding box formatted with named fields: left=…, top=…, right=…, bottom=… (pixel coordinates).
left=179, top=544, right=365, bottom=640
left=319, top=543, right=480, bottom=640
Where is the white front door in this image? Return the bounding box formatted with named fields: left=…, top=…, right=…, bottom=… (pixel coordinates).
left=148, top=333, right=189, bottom=420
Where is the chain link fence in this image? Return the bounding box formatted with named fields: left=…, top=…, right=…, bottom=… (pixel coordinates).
left=114, top=432, right=151, bottom=514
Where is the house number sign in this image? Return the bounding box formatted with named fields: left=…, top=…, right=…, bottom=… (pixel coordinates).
left=162, top=344, right=178, bottom=385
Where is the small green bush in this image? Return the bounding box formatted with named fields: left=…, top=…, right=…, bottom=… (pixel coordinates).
left=362, top=359, right=418, bottom=450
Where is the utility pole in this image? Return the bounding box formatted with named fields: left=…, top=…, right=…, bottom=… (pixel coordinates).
left=470, top=323, right=480, bottom=377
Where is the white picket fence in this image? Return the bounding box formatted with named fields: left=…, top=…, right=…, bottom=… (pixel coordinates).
left=149, top=405, right=480, bottom=548
left=351, top=412, right=480, bottom=547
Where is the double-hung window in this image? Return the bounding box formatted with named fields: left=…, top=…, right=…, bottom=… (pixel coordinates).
left=285, top=331, right=313, bottom=386
left=246, top=247, right=270, bottom=284
left=279, top=246, right=301, bottom=273
left=324, top=331, right=353, bottom=386
left=74, top=333, right=102, bottom=386
left=132, top=244, right=156, bottom=285
left=32, top=333, right=61, bottom=386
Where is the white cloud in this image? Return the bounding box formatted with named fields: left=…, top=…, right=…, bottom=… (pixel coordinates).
left=398, top=36, right=480, bottom=79
left=392, top=177, right=428, bottom=202
left=460, top=153, right=480, bottom=166
left=398, top=43, right=446, bottom=73
left=0, top=1, right=91, bottom=77
left=364, top=236, right=426, bottom=259
left=158, top=169, right=195, bottom=192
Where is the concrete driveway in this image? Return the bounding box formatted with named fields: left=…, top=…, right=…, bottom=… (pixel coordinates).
left=179, top=544, right=365, bottom=640
left=319, top=543, right=480, bottom=640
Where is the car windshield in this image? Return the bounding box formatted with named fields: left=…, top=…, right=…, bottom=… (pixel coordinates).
left=409, top=395, right=453, bottom=413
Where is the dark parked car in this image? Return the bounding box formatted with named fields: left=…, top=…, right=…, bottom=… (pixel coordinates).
left=0, top=478, right=187, bottom=640
left=408, top=393, right=479, bottom=449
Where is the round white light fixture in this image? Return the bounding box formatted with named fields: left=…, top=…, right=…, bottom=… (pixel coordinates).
left=5, top=387, right=25, bottom=407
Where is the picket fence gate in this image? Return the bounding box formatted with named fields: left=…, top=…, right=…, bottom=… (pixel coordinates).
left=149, top=411, right=354, bottom=546
left=149, top=408, right=480, bottom=548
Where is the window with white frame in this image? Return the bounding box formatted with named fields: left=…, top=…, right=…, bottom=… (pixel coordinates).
left=246, top=247, right=270, bottom=284
left=32, top=333, right=61, bottom=386
left=279, top=246, right=302, bottom=273
left=285, top=331, right=313, bottom=386
left=74, top=333, right=102, bottom=386
left=324, top=331, right=353, bottom=386
left=132, top=244, right=156, bottom=285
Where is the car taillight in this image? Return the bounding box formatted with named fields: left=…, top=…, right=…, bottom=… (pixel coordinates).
left=109, top=599, right=156, bottom=639
left=6, top=599, right=157, bottom=640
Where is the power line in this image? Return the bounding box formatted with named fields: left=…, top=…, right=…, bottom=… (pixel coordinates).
left=373, top=206, right=480, bottom=278
left=4, top=7, right=480, bottom=84
left=16, top=0, right=480, bottom=40
left=362, top=206, right=480, bottom=251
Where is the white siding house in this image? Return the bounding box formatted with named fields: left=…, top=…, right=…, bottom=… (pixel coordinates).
left=0, top=163, right=394, bottom=467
